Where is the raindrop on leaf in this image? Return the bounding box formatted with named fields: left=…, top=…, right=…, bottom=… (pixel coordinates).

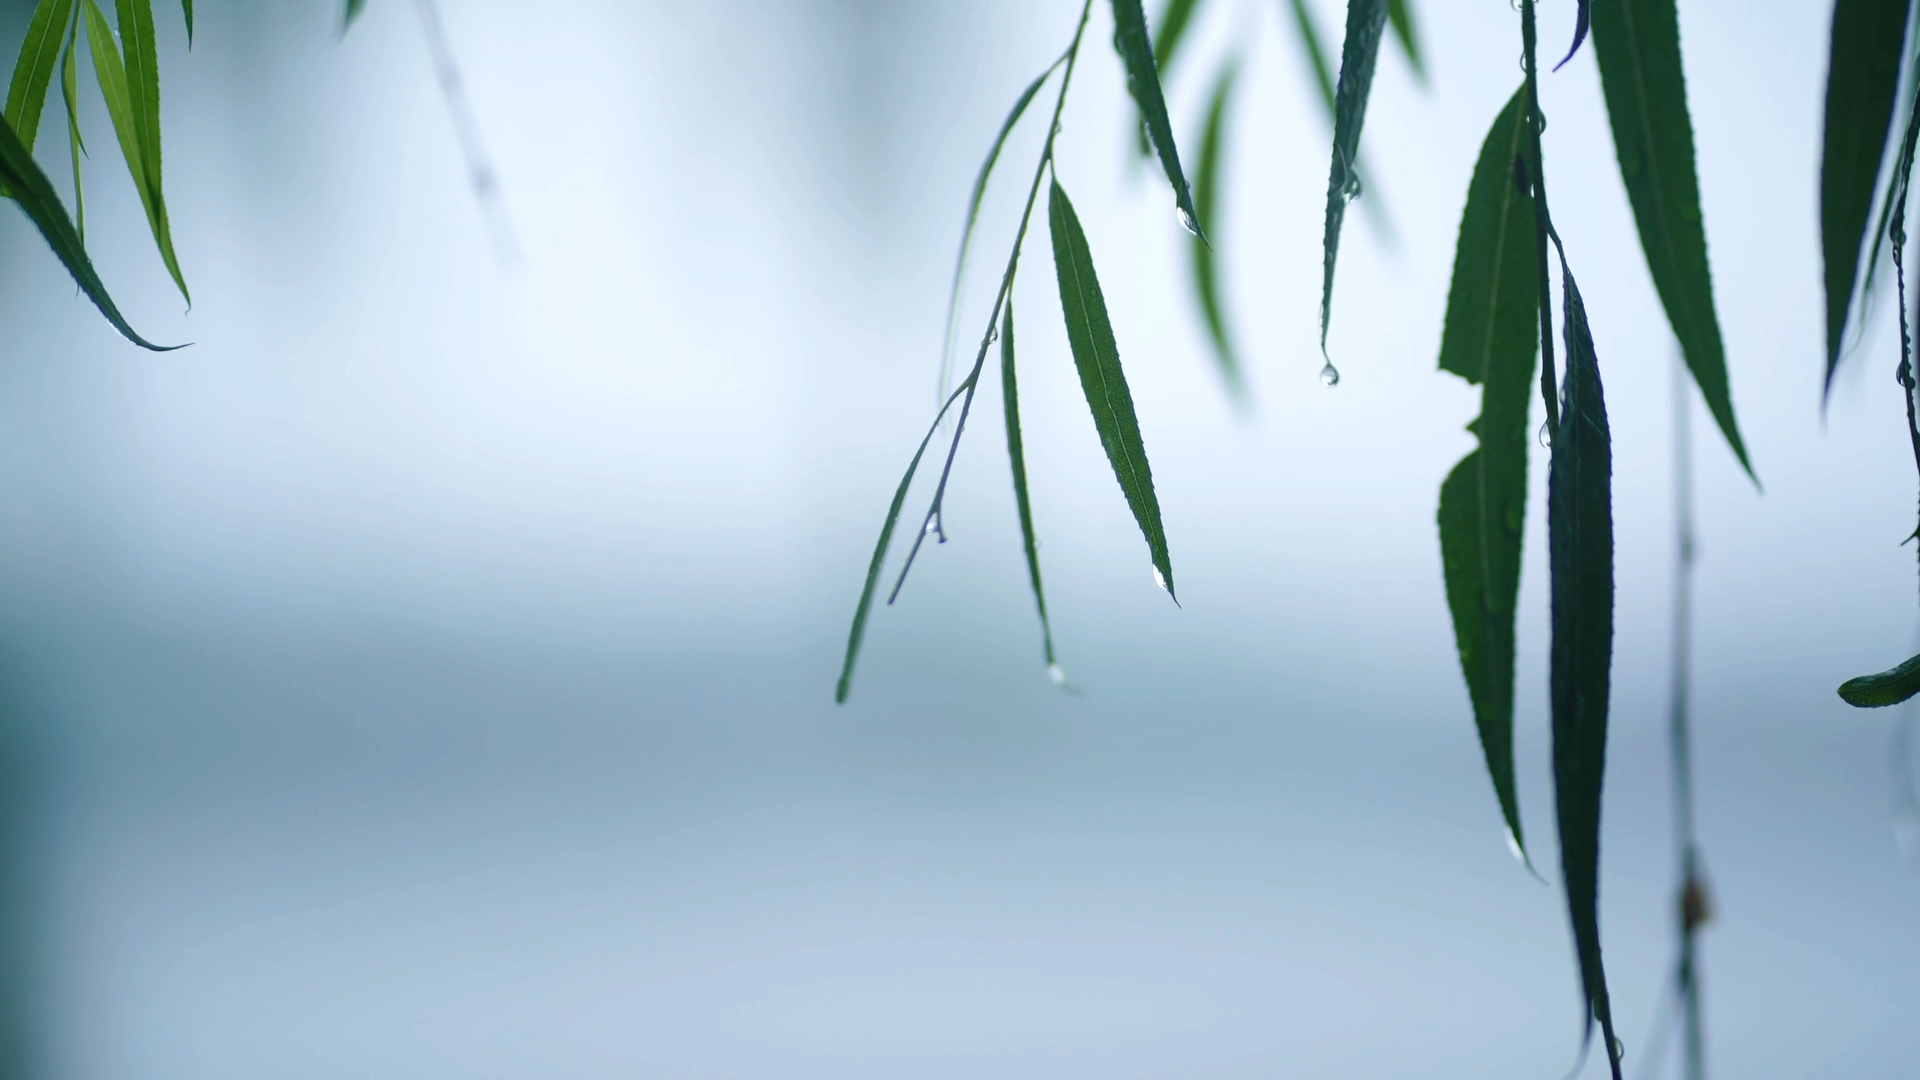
left=1047, top=662, right=1067, bottom=686
left=1176, top=206, right=1200, bottom=236
left=1319, top=361, right=1341, bottom=387
left=1151, top=565, right=1169, bottom=591
left=1538, top=420, right=1553, bottom=448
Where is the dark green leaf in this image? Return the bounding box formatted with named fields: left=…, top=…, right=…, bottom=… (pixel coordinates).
left=1286, top=0, right=1335, bottom=117
left=344, top=0, right=368, bottom=31
left=1554, top=0, right=1591, bottom=71
left=1386, top=0, right=1422, bottom=81
left=1548, top=256, right=1622, bottom=1071
left=1839, top=652, right=1920, bottom=707
left=1191, top=59, right=1242, bottom=400
left=6, top=0, right=76, bottom=155
left=1000, top=301, right=1058, bottom=671
left=1437, top=86, right=1538, bottom=865
left=1821, top=0, right=1910, bottom=391
left=1049, top=177, right=1176, bottom=601
left=835, top=384, right=971, bottom=704
left=1110, top=0, right=1201, bottom=238
left=1151, top=0, right=1202, bottom=74
left=60, top=0, right=84, bottom=243
left=940, top=61, right=1057, bottom=401
left=1317, top=0, right=1388, bottom=355
left=0, top=108, right=173, bottom=349
left=181, top=0, right=190, bottom=43
left=1590, top=0, right=1752, bottom=480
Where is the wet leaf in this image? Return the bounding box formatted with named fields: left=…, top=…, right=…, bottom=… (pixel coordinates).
left=1437, top=86, right=1537, bottom=865
left=1191, top=60, right=1242, bottom=400
left=1554, top=0, right=1591, bottom=71
left=1000, top=301, right=1058, bottom=670
left=1317, top=0, right=1387, bottom=355
left=1049, top=177, right=1176, bottom=601
left=1590, top=0, right=1752, bottom=480
left=85, top=0, right=189, bottom=304
left=1821, top=0, right=1910, bottom=391
left=1548, top=255, right=1622, bottom=1071
left=940, top=61, right=1057, bottom=402
left=6, top=0, right=76, bottom=155
left=1110, top=0, right=1201, bottom=238
left=1386, top=0, right=1422, bottom=81
left=0, top=108, right=173, bottom=349
left=1838, top=652, right=1920, bottom=707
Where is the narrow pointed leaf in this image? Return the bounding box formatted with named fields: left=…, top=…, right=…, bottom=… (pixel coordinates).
left=1554, top=0, right=1591, bottom=71
left=6, top=0, right=76, bottom=155
left=1049, top=178, right=1176, bottom=601
left=1839, top=652, right=1920, bottom=707
left=1437, top=86, right=1538, bottom=864
left=1590, top=0, right=1751, bottom=479
left=1548, top=258, right=1621, bottom=1066
left=1000, top=301, right=1057, bottom=669
left=1821, top=0, right=1911, bottom=390
left=1110, top=0, right=1201, bottom=237
left=835, top=386, right=970, bottom=704
left=1287, top=0, right=1336, bottom=117
left=0, top=109, right=173, bottom=349
left=60, top=0, right=83, bottom=242
left=114, top=0, right=187, bottom=303
left=1386, top=0, right=1422, bottom=81
left=1152, top=0, right=1202, bottom=74
left=1191, top=60, right=1242, bottom=399
left=344, top=0, right=368, bottom=31
left=181, top=0, right=190, bottom=42
left=941, top=61, right=1056, bottom=400
left=1317, top=0, right=1388, bottom=353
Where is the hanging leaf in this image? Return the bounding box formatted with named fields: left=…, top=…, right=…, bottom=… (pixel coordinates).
left=1839, top=652, right=1920, bottom=707
left=60, top=0, right=83, bottom=242
left=1316, top=0, right=1387, bottom=356
left=181, top=0, right=190, bottom=43
left=5, top=0, right=76, bottom=155
left=1191, top=60, right=1243, bottom=400
left=1286, top=0, right=1335, bottom=116
left=1590, top=0, right=1753, bottom=480
left=344, top=0, right=368, bottom=31
left=940, top=61, right=1058, bottom=402
left=0, top=109, right=172, bottom=350
left=1109, top=0, right=1202, bottom=238
left=1547, top=255, right=1622, bottom=1074
left=1049, top=177, right=1176, bottom=601
left=1554, top=0, right=1591, bottom=71
left=84, top=0, right=189, bottom=304
left=835, top=384, right=973, bottom=704
left=1000, top=300, right=1059, bottom=673
left=1386, top=0, right=1423, bottom=82
left=1152, top=0, right=1203, bottom=74
left=1437, top=86, right=1538, bottom=865
left=1821, top=0, right=1911, bottom=391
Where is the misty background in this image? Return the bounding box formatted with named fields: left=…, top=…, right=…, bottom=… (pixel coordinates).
left=0, top=0, right=1911, bottom=1075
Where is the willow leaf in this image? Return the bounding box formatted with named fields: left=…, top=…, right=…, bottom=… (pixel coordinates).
left=6, top=0, right=75, bottom=155
left=1317, top=0, right=1387, bottom=355
left=1386, top=0, right=1422, bottom=81
left=1839, top=652, right=1920, bottom=707
left=1438, top=86, right=1537, bottom=865
left=940, top=61, right=1056, bottom=401
left=85, top=0, right=188, bottom=304
left=1000, top=301, right=1057, bottom=670
left=1821, top=0, right=1911, bottom=391
left=344, top=0, right=368, bottom=31
left=835, top=385, right=970, bottom=704
left=1152, top=0, right=1202, bottom=74
left=1548, top=256, right=1621, bottom=1071
left=1590, top=0, right=1751, bottom=480
left=0, top=109, right=172, bottom=349
left=60, top=0, right=83, bottom=243
left=1287, top=0, right=1335, bottom=116
left=1049, top=177, right=1175, bottom=601
left=1191, top=60, right=1242, bottom=399
left=1555, top=0, right=1591, bottom=70
left=1110, top=0, right=1201, bottom=238
left=181, top=0, right=190, bottom=42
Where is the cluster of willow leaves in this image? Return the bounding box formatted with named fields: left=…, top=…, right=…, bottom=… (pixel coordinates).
left=832, top=0, right=1920, bottom=1075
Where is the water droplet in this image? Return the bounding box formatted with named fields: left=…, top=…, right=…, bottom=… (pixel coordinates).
left=1609, top=1035, right=1627, bottom=1063
left=923, top=518, right=939, bottom=536
left=1534, top=109, right=1548, bottom=134
left=1319, top=361, right=1341, bottom=387
left=1538, top=420, right=1553, bottom=448
left=1176, top=206, right=1200, bottom=236
left=1504, top=829, right=1525, bottom=865
left=1151, top=565, right=1168, bottom=591
left=1047, top=662, right=1066, bottom=686
left=987, top=324, right=999, bottom=344
left=1339, top=169, right=1364, bottom=204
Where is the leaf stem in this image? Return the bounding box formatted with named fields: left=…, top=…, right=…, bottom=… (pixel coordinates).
left=1521, top=0, right=1560, bottom=442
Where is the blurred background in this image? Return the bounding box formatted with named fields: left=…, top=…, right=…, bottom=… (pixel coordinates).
left=0, top=0, right=1912, bottom=1075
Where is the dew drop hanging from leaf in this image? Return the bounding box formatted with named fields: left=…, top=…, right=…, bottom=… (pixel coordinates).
left=1320, top=361, right=1341, bottom=387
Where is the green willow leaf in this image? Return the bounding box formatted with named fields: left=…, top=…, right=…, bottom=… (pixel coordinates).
left=344, top=0, right=368, bottom=30
left=1049, top=177, right=1176, bottom=601
left=1317, top=0, right=1387, bottom=356
left=1287, top=0, right=1335, bottom=116
left=1000, top=301, right=1058, bottom=671
left=835, top=383, right=971, bottom=704
left=1590, top=0, right=1752, bottom=480
left=84, top=0, right=188, bottom=304
left=940, top=61, right=1058, bottom=402
left=0, top=109, right=173, bottom=350
left=60, top=0, right=84, bottom=243
left=1110, top=0, right=1201, bottom=238
left=1821, top=0, right=1911, bottom=391
left=6, top=0, right=76, bottom=155
left=1152, top=0, right=1202, bottom=74
left=181, top=0, right=190, bottom=43
left=1386, top=0, right=1422, bottom=81
left=1191, top=60, right=1242, bottom=400
left=1547, top=255, right=1622, bottom=1073
left=1839, top=652, right=1920, bottom=707
left=1437, top=86, right=1537, bottom=866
